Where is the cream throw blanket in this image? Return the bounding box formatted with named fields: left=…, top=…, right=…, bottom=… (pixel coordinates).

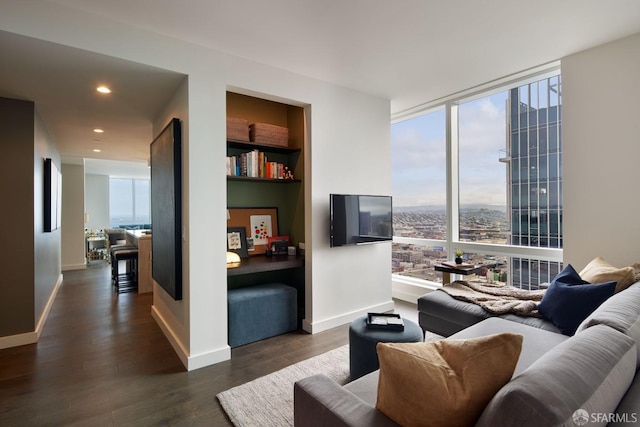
left=439, top=280, right=546, bottom=317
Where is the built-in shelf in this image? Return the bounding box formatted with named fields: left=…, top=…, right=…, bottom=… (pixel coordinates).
left=227, top=176, right=301, bottom=183
left=227, top=139, right=301, bottom=154
left=226, top=92, right=307, bottom=346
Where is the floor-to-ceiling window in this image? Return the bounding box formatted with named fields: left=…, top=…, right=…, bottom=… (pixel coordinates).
left=392, top=69, right=563, bottom=289
left=391, top=108, right=447, bottom=283
left=458, top=91, right=510, bottom=245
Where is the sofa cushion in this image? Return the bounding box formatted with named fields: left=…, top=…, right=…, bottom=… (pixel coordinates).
left=449, top=317, right=568, bottom=376
left=375, top=333, right=522, bottom=427
left=538, top=264, right=616, bottom=335
left=344, top=370, right=379, bottom=406
left=418, top=289, right=491, bottom=336
left=294, top=374, right=399, bottom=427
left=497, top=313, right=560, bottom=333
left=576, top=281, right=640, bottom=367
left=579, top=256, right=636, bottom=293
left=475, top=325, right=637, bottom=427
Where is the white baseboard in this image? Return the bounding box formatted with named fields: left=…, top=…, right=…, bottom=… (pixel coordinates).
left=302, top=300, right=395, bottom=334
left=0, top=331, right=38, bottom=350
left=151, top=305, right=189, bottom=369
left=35, top=273, right=63, bottom=338
left=186, top=346, right=231, bottom=371
left=151, top=305, right=231, bottom=371
left=62, top=263, right=87, bottom=271
left=0, top=273, right=63, bottom=350
left=392, top=284, right=434, bottom=304
left=391, top=276, right=438, bottom=304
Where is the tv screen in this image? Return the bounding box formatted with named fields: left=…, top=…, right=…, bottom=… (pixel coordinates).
left=330, top=194, right=393, bottom=247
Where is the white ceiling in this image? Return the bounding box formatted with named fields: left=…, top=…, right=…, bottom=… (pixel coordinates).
left=3, top=0, right=640, bottom=175
left=0, top=29, right=185, bottom=177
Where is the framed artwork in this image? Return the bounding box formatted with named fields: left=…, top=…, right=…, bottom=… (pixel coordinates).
left=43, top=158, right=62, bottom=232
left=227, top=207, right=279, bottom=255
left=227, top=226, right=249, bottom=258
left=150, top=118, right=183, bottom=300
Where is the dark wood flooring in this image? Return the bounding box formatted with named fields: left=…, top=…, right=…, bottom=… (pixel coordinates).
left=0, top=264, right=349, bottom=426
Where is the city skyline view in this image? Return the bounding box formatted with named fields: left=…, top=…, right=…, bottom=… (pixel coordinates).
left=391, top=74, right=563, bottom=289
left=391, top=92, right=509, bottom=208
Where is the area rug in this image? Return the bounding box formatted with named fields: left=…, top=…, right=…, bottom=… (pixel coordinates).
left=217, top=344, right=350, bottom=426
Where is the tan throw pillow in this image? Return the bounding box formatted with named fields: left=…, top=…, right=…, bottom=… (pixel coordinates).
left=579, top=256, right=635, bottom=293
left=375, top=333, right=523, bottom=427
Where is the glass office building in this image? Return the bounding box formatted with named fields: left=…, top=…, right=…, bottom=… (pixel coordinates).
left=505, top=76, right=563, bottom=289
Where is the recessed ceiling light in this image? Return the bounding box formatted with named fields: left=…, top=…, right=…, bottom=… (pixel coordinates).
left=93, top=149, right=101, bottom=153
left=93, top=128, right=104, bottom=133
left=97, top=86, right=111, bottom=94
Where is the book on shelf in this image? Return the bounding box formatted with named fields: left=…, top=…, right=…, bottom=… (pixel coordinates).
left=226, top=149, right=288, bottom=179
left=441, top=260, right=475, bottom=269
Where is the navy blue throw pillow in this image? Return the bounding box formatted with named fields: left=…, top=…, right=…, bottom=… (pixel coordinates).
left=538, top=264, right=616, bottom=336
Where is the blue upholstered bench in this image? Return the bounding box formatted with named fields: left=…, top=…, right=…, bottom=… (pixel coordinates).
left=228, top=283, right=298, bottom=348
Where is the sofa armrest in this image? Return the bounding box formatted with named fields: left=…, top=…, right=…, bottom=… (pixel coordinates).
left=294, top=374, right=399, bottom=427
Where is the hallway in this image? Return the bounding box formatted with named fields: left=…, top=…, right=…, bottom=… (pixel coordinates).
left=0, top=266, right=349, bottom=426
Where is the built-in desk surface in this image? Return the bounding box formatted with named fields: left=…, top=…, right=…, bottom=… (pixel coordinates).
left=227, top=255, right=304, bottom=276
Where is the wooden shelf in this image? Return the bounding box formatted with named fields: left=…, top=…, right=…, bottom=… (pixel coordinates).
left=227, top=176, right=301, bottom=183
left=227, top=254, right=304, bottom=276
left=227, top=139, right=301, bottom=154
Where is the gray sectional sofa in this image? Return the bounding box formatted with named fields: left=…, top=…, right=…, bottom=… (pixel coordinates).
left=417, top=284, right=560, bottom=337
left=293, top=281, right=640, bottom=426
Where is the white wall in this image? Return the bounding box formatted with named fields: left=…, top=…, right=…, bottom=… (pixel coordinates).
left=0, top=2, right=393, bottom=369
left=84, top=174, right=109, bottom=232
left=562, top=32, right=640, bottom=270
left=61, top=164, right=86, bottom=271
left=306, top=88, right=393, bottom=332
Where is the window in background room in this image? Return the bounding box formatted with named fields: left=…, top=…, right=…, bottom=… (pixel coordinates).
left=391, top=108, right=447, bottom=281
left=109, top=178, right=151, bottom=228
left=133, top=180, right=150, bottom=225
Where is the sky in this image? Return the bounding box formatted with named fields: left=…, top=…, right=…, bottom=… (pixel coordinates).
left=391, top=91, right=509, bottom=208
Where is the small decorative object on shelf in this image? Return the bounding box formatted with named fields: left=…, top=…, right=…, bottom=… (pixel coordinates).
left=87, top=248, right=105, bottom=260
left=283, top=166, right=295, bottom=180
left=366, top=313, right=405, bottom=331
left=266, top=236, right=290, bottom=256
left=455, top=248, right=464, bottom=264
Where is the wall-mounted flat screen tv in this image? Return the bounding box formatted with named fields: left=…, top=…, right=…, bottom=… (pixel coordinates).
left=330, top=194, right=393, bottom=247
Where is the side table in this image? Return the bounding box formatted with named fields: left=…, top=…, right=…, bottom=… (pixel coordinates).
left=434, top=262, right=497, bottom=284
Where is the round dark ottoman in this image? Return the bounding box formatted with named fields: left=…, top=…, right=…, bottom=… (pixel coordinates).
left=349, top=316, right=424, bottom=380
